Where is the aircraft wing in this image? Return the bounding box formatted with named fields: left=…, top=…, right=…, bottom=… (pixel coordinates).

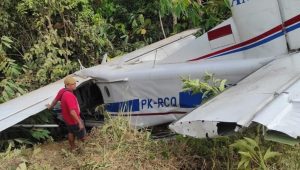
left=170, top=53, right=300, bottom=138
left=0, top=75, right=90, bottom=132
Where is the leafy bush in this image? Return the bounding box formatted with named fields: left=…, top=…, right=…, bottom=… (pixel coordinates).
left=0, top=36, right=25, bottom=102
left=231, top=137, right=281, bottom=169
left=30, top=129, right=51, bottom=141
left=182, top=72, right=227, bottom=101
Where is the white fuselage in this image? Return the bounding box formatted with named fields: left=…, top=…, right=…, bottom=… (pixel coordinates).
left=77, top=0, right=300, bottom=127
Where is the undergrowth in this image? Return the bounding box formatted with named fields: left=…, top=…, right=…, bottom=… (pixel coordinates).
left=0, top=117, right=201, bottom=169
left=1, top=117, right=300, bottom=169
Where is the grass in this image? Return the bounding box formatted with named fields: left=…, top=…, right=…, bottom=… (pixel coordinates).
left=1, top=117, right=300, bottom=169
left=0, top=117, right=201, bottom=169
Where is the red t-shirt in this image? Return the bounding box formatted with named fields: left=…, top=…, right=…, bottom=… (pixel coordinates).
left=55, top=88, right=80, bottom=125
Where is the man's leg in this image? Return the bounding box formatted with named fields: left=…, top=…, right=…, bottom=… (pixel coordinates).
left=79, top=129, right=87, bottom=142
left=76, top=125, right=87, bottom=142
left=67, top=132, right=76, bottom=150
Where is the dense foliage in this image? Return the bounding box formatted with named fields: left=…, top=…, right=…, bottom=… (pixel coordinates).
left=0, top=0, right=230, bottom=103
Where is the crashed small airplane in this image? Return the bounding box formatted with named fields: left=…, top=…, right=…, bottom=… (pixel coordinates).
left=1, top=0, right=300, bottom=141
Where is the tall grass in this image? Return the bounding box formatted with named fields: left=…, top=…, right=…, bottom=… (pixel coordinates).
left=1, top=116, right=300, bottom=169
left=0, top=116, right=201, bottom=169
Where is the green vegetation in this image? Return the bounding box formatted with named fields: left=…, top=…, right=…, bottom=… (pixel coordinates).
left=0, top=0, right=231, bottom=103
left=1, top=116, right=300, bottom=169
left=231, top=137, right=281, bottom=169
left=0, top=117, right=201, bottom=169
left=182, top=72, right=227, bottom=101
left=2, top=0, right=297, bottom=169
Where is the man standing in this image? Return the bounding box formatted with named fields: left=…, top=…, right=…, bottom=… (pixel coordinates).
left=47, top=75, right=86, bottom=150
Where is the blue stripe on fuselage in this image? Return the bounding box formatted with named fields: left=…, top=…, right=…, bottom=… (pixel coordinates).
left=179, top=91, right=202, bottom=108
left=106, top=91, right=202, bottom=112
left=106, top=99, right=140, bottom=112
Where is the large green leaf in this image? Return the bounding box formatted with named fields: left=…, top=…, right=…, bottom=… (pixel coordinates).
left=263, top=147, right=281, bottom=161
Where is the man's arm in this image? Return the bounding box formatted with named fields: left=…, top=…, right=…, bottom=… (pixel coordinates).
left=47, top=98, right=58, bottom=110
left=70, top=110, right=84, bottom=130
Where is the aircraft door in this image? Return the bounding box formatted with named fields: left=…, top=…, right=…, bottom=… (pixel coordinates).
left=74, top=80, right=104, bottom=121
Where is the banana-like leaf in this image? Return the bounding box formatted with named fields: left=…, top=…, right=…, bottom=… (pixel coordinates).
left=263, top=147, right=281, bottom=161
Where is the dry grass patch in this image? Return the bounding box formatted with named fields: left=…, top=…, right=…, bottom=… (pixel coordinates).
left=0, top=117, right=201, bottom=170
left=2, top=118, right=300, bottom=169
